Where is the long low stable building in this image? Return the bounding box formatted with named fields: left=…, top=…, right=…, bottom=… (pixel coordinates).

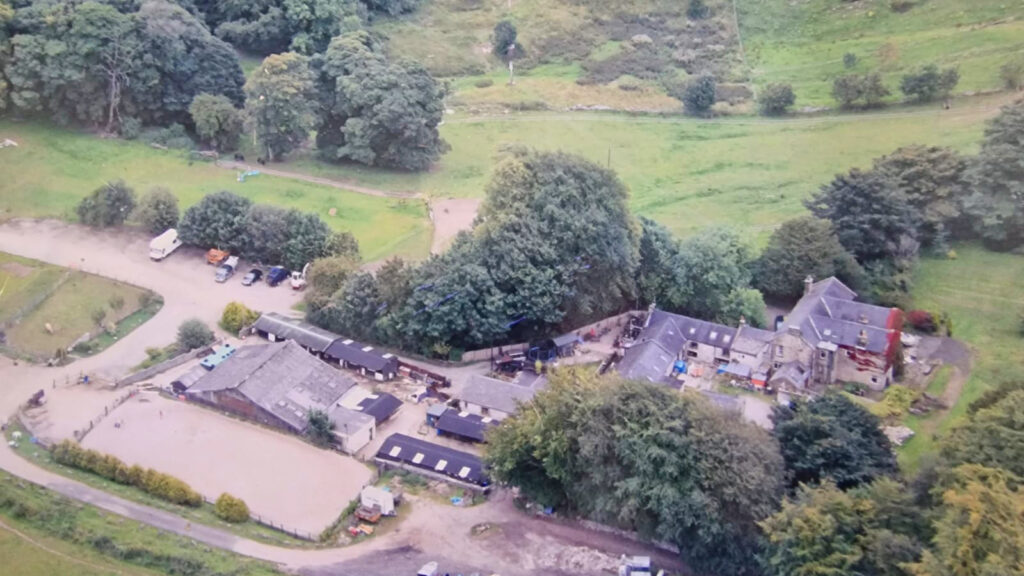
left=323, top=339, right=399, bottom=381
left=434, top=408, right=499, bottom=443
left=458, top=374, right=541, bottom=420
left=375, top=433, right=489, bottom=489
left=251, top=312, right=338, bottom=355
left=184, top=340, right=376, bottom=453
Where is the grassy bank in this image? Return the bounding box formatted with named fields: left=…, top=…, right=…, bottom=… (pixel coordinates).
left=0, top=121, right=432, bottom=262
left=897, top=245, right=1024, bottom=469
left=0, top=469, right=284, bottom=576
left=740, top=0, right=1024, bottom=107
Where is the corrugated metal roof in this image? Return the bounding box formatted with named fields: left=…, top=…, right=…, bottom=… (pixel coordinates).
left=324, top=339, right=399, bottom=373
left=253, top=312, right=338, bottom=353
left=435, top=408, right=498, bottom=442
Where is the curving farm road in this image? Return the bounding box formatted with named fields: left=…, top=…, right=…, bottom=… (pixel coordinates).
left=0, top=219, right=684, bottom=576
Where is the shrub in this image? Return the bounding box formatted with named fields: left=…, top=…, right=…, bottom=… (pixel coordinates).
left=676, top=74, right=716, bottom=116
left=907, top=309, right=937, bottom=333
left=872, top=385, right=918, bottom=419
left=220, top=302, right=259, bottom=334
left=890, top=0, right=914, bottom=12
left=176, top=318, right=214, bottom=351
left=91, top=308, right=107, bottom=326
left=136, top=187, right=180, bottom=235
left=758, top=83, right=796, bottom=115
left=474, top=78, right=494, bottom=88
left=214, top=493, right=250, bottom=523
left=900, top=65, right=959, bottom=102
left=1001, top=57, right=1024, bottom=90
left=843, top=52, right=858, bottom=69
left=120, top=117, right=142, bottom=140
left=687, top=0, right=710, bottom=19
left=108, top=294, right=125, bottom=311
left=138, top=291, right=162, bottom=310
left=77, top=180, right=137, bottom=228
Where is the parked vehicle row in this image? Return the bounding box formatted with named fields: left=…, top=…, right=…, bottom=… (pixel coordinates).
left=147, top=230, right=311, bottom=289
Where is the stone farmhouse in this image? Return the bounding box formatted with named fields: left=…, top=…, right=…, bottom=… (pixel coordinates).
left=617, top=276, right=902, bottom=396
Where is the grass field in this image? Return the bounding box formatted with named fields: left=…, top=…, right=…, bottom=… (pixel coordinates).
left=0, top=471, right=283, bottom=576
left=896, top=245, right=1024, bottom=469
left=286, top=92, right=1008, bottom=245
left=739, top=0, right=1024, bottom=107
left=0, top=519, right=162, bottom=576
left=0, top=121, right=432, bottom=262
left=0, top=253, right=159, bottom=361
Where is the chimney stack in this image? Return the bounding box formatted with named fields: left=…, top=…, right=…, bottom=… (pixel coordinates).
left=804, top=275, right=814, bottom=296
left=739, top=315, right=747, bottom=326
left=857, top=329, right=868, bottom=348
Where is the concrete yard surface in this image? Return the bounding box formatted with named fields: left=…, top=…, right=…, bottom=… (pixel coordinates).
left=82, top=393, right=371, bottom=536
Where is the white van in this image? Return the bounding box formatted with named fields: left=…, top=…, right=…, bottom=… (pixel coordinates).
left=149, top=229, right=183, bottom=260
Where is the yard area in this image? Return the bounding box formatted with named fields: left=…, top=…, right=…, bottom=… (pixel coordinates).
left=896, top=245, right=1024, bottom=469
left=0, top=121, right=432, bottom=262
left=81, top=393, right=373, bottom=537
left=0, top=252, right=159, bottom=361
left=739, top=0, right=1024, bottom=106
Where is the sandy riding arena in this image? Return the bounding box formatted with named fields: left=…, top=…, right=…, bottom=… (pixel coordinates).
left=82, top=393, right=371, bottom=535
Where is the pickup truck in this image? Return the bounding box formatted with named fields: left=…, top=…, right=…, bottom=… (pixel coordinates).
left=215, top=256, right=239, bottom=283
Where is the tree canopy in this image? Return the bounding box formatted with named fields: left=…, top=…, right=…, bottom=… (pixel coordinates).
left=77, top=180, right=136, bottom=228
left=899, top=65, right=959, bottom=103
left=199, top=0, right=365, bottom=55
left=942, top=388, right=1024, bottom=478
left=245, top=52, right=316, bottom=161
left=135, top=187, right=179, bottom=235
left=189, top=93, right=243, bottom=152
left=964, top=99, right=1024, bottom=251
left=486, top=369, right=785, bottom=576
left=178, top=190, right=253, bottom=251
left=771, top=393, right=898, bottom=490
left=754, top=216, right=863, bottom=301
left=314, top=31, right=448, bottom=171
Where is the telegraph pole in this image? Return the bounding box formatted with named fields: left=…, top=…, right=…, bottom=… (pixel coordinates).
left=507, top=43, right=516, bottom=86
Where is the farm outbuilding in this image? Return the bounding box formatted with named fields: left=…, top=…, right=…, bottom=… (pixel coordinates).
left=458, top=374, right=539, bottom=420
left=434, top=408, right=498, bottom=443
left=375, top=433, right=489, bottom=489
left=324, top=339, right=399, bottom=381
left=251, top=312, right=337, bottom=355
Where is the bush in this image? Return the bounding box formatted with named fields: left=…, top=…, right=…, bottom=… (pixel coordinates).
left=138, top=291, right=162, bottom=310
left=214, top=493, right=250, bottom=523
left=1001, top=57, right=1024, bottom=90
left=136, top=188, right=180, bottom=235
left=890, top=0, right=914, bottom=12
left=687, top=0, right=710, bottom=19
left=900, top=65, right=959, bottom=102
left=758, top=83, right=796, bottom=115
left=108, top=294, right=125, bottom=311
left=474, top=78, right=494, bottom=88
left=77, top=180, right=137, bottom=228
left=91, top=308, right=107, bottom=326
left=220, top=302, right=259, bottom=334
left=677, top=74, right=716, bottom=116
left=120, top=117, right=142, bottom=140
left=843, top=52, right=858, bottom=69
left=141, top=123, right=195, bottom=151
left=907, top=309, right=937, bottom=333
left=176, top=318, right=214, bottom=351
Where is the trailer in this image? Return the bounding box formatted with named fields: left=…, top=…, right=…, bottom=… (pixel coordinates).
left=149, top=229, right=182, bottom=260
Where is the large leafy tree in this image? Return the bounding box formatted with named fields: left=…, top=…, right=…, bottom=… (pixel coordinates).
left=806, top=168, right=917, bottom=263
left=240, top=204, right=290, bottom=265
left=899, top=65, right=959, bottom=103
left=761, top=479, right=927, bottom=576
left=942, top=388, right=1024, bottom=478
left=282, top=209, right=332, bottom=271
left=964, top=99, right=1024, bottom=251
left=315, top=272, right=381, bottom=340
left=178, top=190, right=252, bottom=251
left=910, top=465, right=1024, bottom=576
left=487, top=369, right=785, bottom=576
left=304, top=254, right=361, bottom=309
left=772, top=393, right=898, bottom=491
left=636, top=217, right=687, bottom=310
left=870, top=145, right=971, bottom=247
left=245, top=52, right=316, bottom=161
left=754, top=216, right=863, bottom=301
left=189, top=93, right=243, bottom=152
left=315, top=31, right=448, bottom=171
left=675, top=228, right=760, bottom=323
left=204, top=0, right=364, bottom=55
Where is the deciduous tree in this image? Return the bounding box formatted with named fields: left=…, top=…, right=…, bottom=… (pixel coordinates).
left=772, top=393, right=898, bottom=490
left=245, top=52, right=316, bottom=161
left=758, top=83, right=795, bottom=116
left=189, top=93, right=243, bottom=152
left=178, top=190, right=253, bottom=251
left=964, top=99, right=1024, bottom=250
left=943, top=388, right=1024, bottom=478
left=899, top=65, right=959, bottom=103
left=754, top=216, right=863, bottom=300
left=679, top=73, right=716, bottom=116
left=675, top=228, right=755, bottom=321
left=176, top=318, right=214, bottom=351
left=77, top=180, right=137, bottom=228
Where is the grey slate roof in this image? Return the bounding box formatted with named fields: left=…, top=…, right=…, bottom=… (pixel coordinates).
left=770, top=361, right=809, bottom=389
left=786, top=278, right=896, bottom=354
left=460, top=374, right=537, bottom=416
left=355, top=392, right=402, bottom=424
left=435, top=408, right=498, bottom=442
left=324, top=339, right=398, bottom=373
left=253, top=312, right=338, bottom=353
left=328, top=403, right=375, bottom=433
left=731, top=326, right=775, bottom=355
left=616, top=309, right=736, bottom=384
left=188, top=340, right=358, bottom=432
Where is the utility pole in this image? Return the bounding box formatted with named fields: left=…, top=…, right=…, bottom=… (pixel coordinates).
left=507, top=43, right=516, bottom=86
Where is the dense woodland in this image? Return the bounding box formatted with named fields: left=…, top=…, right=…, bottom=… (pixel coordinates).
left=0, top=0, right=447, bottom=170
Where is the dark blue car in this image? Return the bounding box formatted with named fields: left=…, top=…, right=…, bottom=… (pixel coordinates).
left=267, top=266, right=289, bottom=287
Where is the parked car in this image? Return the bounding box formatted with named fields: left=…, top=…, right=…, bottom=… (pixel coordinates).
left=206, top=248, right=229, bottom=265
left=215, top=256, right=239, bottom=283
left=149, top=229, right=182, bottom=260
left=241, top=269, right=263, bottom=286
left=290, top=262, right=310, bottom=290
left=267, top=266, right=289, bottom=287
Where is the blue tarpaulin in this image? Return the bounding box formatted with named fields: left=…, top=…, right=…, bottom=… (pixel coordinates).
left=673, top=360, right=688, bottom=374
